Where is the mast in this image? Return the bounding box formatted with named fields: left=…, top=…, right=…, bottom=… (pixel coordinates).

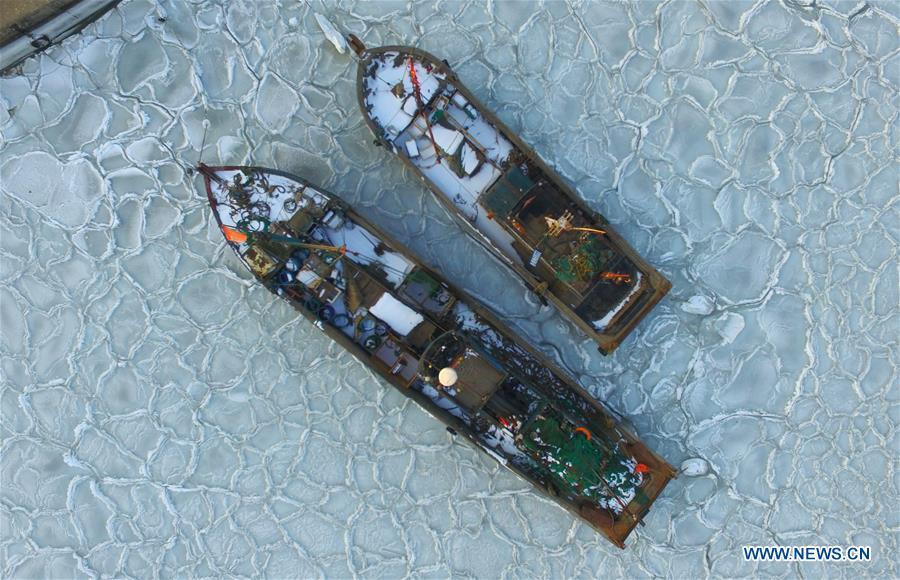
left=408, top=57, right=442, bottom=165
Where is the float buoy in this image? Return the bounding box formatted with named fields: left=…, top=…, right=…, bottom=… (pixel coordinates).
left=438, top=367, right=458, bottom=387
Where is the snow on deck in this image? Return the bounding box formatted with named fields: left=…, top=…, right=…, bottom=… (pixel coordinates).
left=453, top=302, right=505, bottom=350
left=480, top=425, right=525, bottom=459
left=399, top=116, right=519, bottom=262
left=363, top=52, right=443, bottom=137
left=412, top=151, right=521, bottom=261
left=363, top=53, right=523, bottom=266
left=320, top=221, right=414, bottom=288
left=417, top=382, right=468, bottom=421
left=592, top=272, right=643, bottom=331
left=594, top=457, right=641, bottom=513
left=443, top=99, right=514, bottom=165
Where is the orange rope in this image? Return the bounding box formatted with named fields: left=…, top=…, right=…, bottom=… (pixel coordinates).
left=569, top=226, right=607, bottom=236
left=221, top=225, right=347, bottom=255
left=599, top=272, right=632, bottom=284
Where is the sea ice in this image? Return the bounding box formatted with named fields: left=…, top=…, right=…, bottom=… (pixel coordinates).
left=314, top=13, right=347, bottom=54
left=1, top=151, right=104, bottom=228
left=714, top=312, right=745, bottom=344
left=255, top=73, right=298, bottom=133
left=2, top=0, right=897, bottom=577
left=116, top=32, right=167, bottom=94
left=41, top=93, right=108, bottom=154
left=681, top=295, right=715, bottom=316
left=695, top=230, right=784, bottom=303
left=680, top=458, right=710, bottom=477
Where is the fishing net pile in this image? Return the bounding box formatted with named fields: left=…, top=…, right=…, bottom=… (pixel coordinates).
left=519, top=414, right=643, bottom=512
left=552, top=237, right=615, bottom=283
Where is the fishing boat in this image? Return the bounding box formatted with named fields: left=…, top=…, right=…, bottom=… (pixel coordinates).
left=351, top=38, right=671, bottom=354
left=199, top=164, right=676, bottom=548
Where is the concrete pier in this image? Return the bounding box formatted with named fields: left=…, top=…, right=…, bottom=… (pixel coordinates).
left=0, top=0, right=119, bottom=72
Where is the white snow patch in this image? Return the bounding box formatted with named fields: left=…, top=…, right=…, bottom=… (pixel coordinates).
left=324, top=222, right=414, bottom=287
left=431, top=124, right=463, bottom=155
left=418, top=383, right=467, bottom=420
left=481, top=425, right=524, bottom=458
left=592, top=272, right=643, bottom=331
left=364, top=52, right=442, bottom=137
left=461, top=142, right=479, bottom=175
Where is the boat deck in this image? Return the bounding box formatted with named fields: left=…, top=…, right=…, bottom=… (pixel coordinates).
left=357, top=45, right=673, bottom=353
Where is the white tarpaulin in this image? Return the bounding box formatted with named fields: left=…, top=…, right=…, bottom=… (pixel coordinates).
left=369, top=293, right=424, bottom=336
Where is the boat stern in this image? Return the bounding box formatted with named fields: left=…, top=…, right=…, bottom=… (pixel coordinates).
left=582, top=265, right=672, bottom=354
left=590, top=439, right=678, bottom=548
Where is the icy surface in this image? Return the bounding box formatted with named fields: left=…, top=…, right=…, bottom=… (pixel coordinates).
left=314, top=13, right=347, bottom=55
left=681, top=458, right=711, bottom=477
left=1, top=0, right=898, bottom=578
left=682, top=294, right=716, bottom=316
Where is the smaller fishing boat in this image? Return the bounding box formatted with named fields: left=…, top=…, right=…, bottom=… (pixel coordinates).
left=351, top=38, right=672, bottom=354
left=199, top=164, right=676, bottom=548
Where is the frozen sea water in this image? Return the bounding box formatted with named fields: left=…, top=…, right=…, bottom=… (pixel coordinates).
left=1, top=0, right=898, bottom=578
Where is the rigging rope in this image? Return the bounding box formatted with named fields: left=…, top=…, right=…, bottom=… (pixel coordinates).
left=221, top=225, right=349, bottom=255
left=409, top=57, right=442, bottom=164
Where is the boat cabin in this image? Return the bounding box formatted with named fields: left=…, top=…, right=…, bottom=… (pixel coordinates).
left=418, top=331, right=506, bottom=413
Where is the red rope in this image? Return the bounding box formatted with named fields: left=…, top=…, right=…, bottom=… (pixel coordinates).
left=408, top=58, right=441, bottom=165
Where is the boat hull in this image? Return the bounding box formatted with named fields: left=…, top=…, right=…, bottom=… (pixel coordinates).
left=201, top=165, right=676, bottom=547
left=355, top=44, right=672, bottom=354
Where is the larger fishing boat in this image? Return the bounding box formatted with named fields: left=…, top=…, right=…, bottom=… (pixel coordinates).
left=351, top=38, right=671, bottom=354
left=199, top=164, right=675, bottom=548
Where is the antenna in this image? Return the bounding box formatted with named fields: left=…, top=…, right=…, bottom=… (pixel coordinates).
left=196, top=118, right=210, bottom=169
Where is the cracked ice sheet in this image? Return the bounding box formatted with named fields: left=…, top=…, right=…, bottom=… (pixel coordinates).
left=0, top=0, right=898, bottom=578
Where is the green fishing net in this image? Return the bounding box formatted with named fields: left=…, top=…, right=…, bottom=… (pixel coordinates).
left=520, top=414, right=641, bottom=506
left=552, top=238, right=613, bottom=283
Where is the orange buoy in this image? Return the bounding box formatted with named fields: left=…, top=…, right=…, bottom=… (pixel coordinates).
left=222, top=226, right=248, bottom=244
